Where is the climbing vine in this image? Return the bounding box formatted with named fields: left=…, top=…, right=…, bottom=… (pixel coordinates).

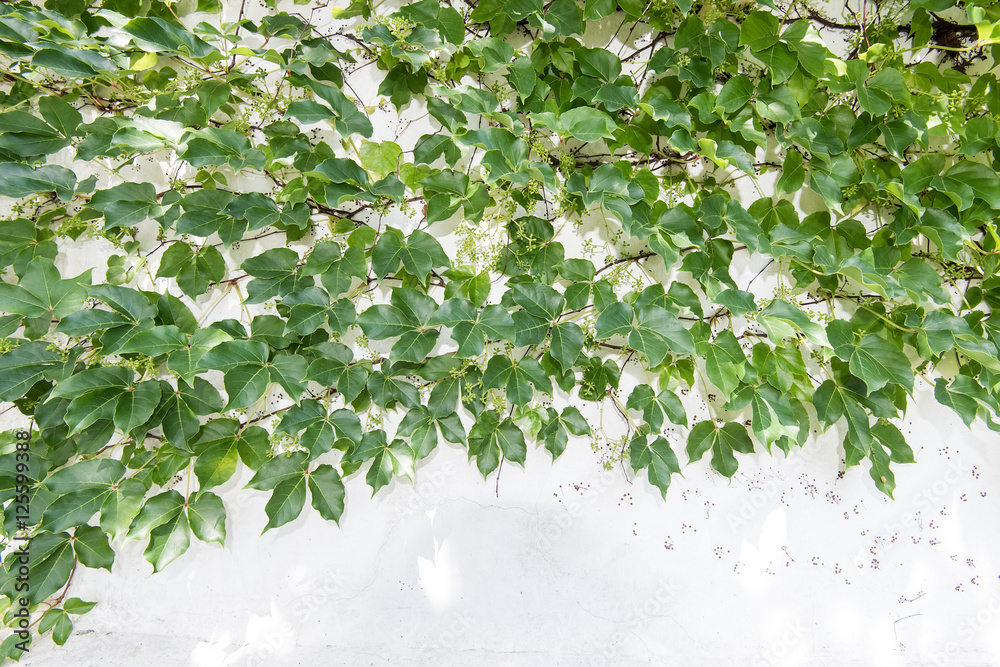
left=2, top=0, right=1000, bottom=656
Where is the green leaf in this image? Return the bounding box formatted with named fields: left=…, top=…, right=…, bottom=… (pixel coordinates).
left=144, top=511, right=191, bottom=573
left=44, top=458, right=125, bottom=494
left=626, top=385, right=686, bottom=430
left=716, top=75, right=753, bottom=114
left=63, top=598, right=98, bottom=615
left=756, top=299, right=828, bottom=347
left=483, top=355, right=553, bottom=405
left=124, top=17, right=216, bottom=58
left=308, top=464, right=346, bottom=523
left=371, top=227, right=449, bottom=282
left=685, top=420, right=755, bottom=478
left=285, top=100, right=335, bottom=123
left=88, top=182, right=162, bottom=229
left=468, top=410, right=527, bottom=476
left=849, top=335, right=914, bottom=394
left=715, top=289, right=757, bottom=315
left=263, top=475, right=307, bottom=532
left=187, top=492, right=227, bottom=544
left=101, top=479, right=145, bottom=541
left=560, top=107, right=617, bottom=142
left=128, top=490, right=185, bottom=542
left=0, top=342, right=67, bottom=401
left=813, top=380, right=873, bottom=451
left=630, top=305, right=696, bottom=365
left=72, top=525, right=115, bottom=571
left=0, top=162, right=76, bottom=200
left=511, top=283, right=564, bottom=320
left=397, top=406, right=439, bottom=459
left=246, top=451, right=310, bottom=491
left=549, top=322, right=584, bottom=371
left=702, top=330, right=747, bottom=400
left=113, top=380, right=161, bottom=433
left=193, top=424, right=240, bottom=490
left=594, top=302, right=634, bottom=339
left=755, top=86, right=801, bottom=124
left=6, top=257, right=89, bottom=319
left=12, top=533, right=74, bottom=605
left=629, top=434, right=682, bottom=497
left=776, top=150, right=805, bottom=195
left=576, top=47, right=622, bottom=82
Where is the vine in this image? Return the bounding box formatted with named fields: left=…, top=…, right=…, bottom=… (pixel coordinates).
left=1, top=0, right=1000, bottom=657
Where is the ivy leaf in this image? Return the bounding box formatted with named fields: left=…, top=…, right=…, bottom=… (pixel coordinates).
left=0, top=162, right=76, bottom=200
left=867, top=422, right=915, bottom=499
left=124, top=17, right=216, bottom=58
left=144, top=511, right=191, bottom=573
left=0, top=257, right=88, bottom=319
left=11, top=532, right=74, bottom=605
left=630, top=305, right=696, bottom=365
left=686, top=420, right=755, bottom=478
left=100, top=479, right=146, bottom=542
left=756, top=299, right=828, bottom=346
left=192, top=420, right=241, bottom=490
left=537, top=406, right=591, bottom=458
left=262, top=475, right=307, bottom=532
left=549, top=322, right=584, bottom=371
left=308, top=465, right=346, bottom=523
left=285, top=100, right=335, bottom=124
left=127, top=490, right=185, bottom=542
left=468, top=410, right=527, bottom=476
left=88, top=182, right=162, bottom=229
left=39, top=96, right=82, bottom=137
left=560, top=106, right=617, bottom=142
left=113, top=380, right=161, bottom=434
left=849, top=335, right=914, bottom=394
left=813, top=380, right=873, bottom=452
left=594, top=301, right=634, bottom=339
left=371, top=227, right=449, bottom=282
left=701, top=330, right=747, bottom=401
left=246, top=452, right=309, bottom=494
left=187, top=492, right=227, bottom=545
left=397, top=406, right=440, bottom=460
left=483, top=355, right=553, bottom=405
left=346, top=429, right=413, bottom=494
left=626, top=385, right=687, bottom=430
left=0, top=342, right=69, bottom=401
left=776, top=150, right=805, bottom=195
left=629, top=434, right=682, bottom=497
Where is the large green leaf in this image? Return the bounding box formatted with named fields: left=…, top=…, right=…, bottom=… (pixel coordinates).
left=686, top=421, right=755, bottom=478
left=629, top=434, right=682, bottom=497
left=849, top=335, right=914, bottom=394
left=467, top=410, right=527, bottom=476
